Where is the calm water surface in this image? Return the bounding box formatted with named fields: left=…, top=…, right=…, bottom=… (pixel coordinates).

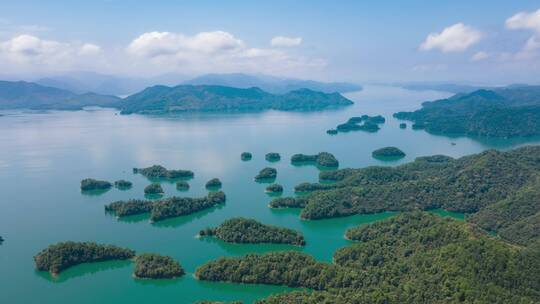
left=1, top=85, right=538, bottom=303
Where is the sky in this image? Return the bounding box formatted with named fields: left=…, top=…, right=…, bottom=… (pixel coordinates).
left=0, top=0, right=539, bottom=85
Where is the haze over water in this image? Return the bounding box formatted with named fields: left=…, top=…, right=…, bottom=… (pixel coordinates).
left=1, top=85, right=538, bottom=303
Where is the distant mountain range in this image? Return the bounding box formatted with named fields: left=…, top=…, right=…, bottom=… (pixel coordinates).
left=0, top=81, right=120, bottom=110
left=394, top=85, right=540, bottom=137
left=183, top=73, right=362, bottom=94
left=30, top=72, right=361, bottom=96
left=0, top=80, right=353, bottom=113
left=120, top=85, right=353, bottom=114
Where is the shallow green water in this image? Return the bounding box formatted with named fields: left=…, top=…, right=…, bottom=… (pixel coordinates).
left=0, top=85, right=538, bottom=303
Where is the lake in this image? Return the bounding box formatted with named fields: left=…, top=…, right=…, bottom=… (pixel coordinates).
left=1, top=85, right=538, bottom=303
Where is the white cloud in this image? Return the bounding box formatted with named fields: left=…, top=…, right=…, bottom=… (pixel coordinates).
left=270, top=36, right=302, bottom=47
left=0, top=34, right=104, bottom=73
left=420, top=23, right=482, bottom=52
left=125, top=31, right=322, bottom=76
left=471, top=51, right=489, bottom=61
left=79, top=43, right=102, bottom=56
left=506, top=9, right=540, bottom=60
left=506, top=9, right=540, bottom=33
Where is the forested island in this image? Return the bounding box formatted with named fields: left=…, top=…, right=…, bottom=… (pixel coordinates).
left=144, top=183, right=163, bottom=195
left=133, top=253, right=184, bottom=279
left=114, top=180, right=132, bottom=190
left=199, top=218, right=305, bottom=246
left=265, top=184, right=283, bottom=194
left=265, top=153, right=280, bottom=162
left=120, top=85, right=353, bottom=114
left=105, top=191, right=226, bottom=222
left=196, top=212, right=540, bottom=303
left=133, top=165, right=194, bottom=179
left=80, top=178, right=112, bottom=191
left=394, top=85, right=540, bottom=137
left=205, top=178, right=222, bottom=189
left=34, top=242, right=135, bottom=275
left=334, top=115, right=385, bottom=133
left=273, top=145, right=540, bottom=246
left=255, top=167, right=277, bottom=181
left=240, top=152, right=252, bottom=161
left=290, top=152, right=339, bottom=168
left=371, top=146, right=406, bottom=159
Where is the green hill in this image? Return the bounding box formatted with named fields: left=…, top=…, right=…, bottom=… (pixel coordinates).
left=120, top=85, right=353, bottom=114
left=394, top=85, right=540, bottom=137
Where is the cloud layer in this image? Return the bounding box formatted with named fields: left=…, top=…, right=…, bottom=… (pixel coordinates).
left=270, top=36, right=302, bottom=47
left=420, top=23, right=482, bottom=52
left=0, top=30, right=320, bottom=77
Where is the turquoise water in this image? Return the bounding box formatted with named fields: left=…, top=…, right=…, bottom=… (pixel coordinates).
left=0, top=85, right=538, bottom=303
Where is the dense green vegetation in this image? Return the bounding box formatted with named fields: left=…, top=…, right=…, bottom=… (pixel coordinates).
left=120, top=85, right=353, bottom=114
left=394, top=86, right=540, bottom=137
left=114, top=180, right=132, bottom=190
left=133, top=165, right=194, bottom=179
left=150, top=191, right=226, bottom=222
left=199, top=218, right=305, bottom=246
left=371, top=146, right=406, bottom=159
left=255, top=167, right=277, bottom=181
left=197, top=212, right=540, bottom=303
left=105, top=199, right=154, bottom=217
left=105, top=192, right=226, bottom=221
left=240, top=152, right=252, bottom=161
left=291, top=152, right=339, bottom=168
left=176, top=181, right=189, bottom=191
left=265, top=184, right=283, bottom=193
left=80, top=178, right=112, bottom=191
left=275, top=146, right=540, bottom=246
left=268, top=197, right=308, bottom=208
left=133, top=253, right=184, bottom=279
left=0, top=80, right=121, bottom=110
left=34, top=242, right=135, bottom=274
left=144, top=183, right=164, bottom=195
left=205, top=178, right=222, bottom=189
left=265, top=153, right=280, bottom=162
left=334, top=115, right=385, bottom=133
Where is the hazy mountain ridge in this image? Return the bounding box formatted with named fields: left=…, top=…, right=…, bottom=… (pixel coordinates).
left=0, top=81, right=121, bottom=110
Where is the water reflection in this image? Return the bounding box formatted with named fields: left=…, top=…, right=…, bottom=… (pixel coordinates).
left=35, top=260, right=132, bottom=283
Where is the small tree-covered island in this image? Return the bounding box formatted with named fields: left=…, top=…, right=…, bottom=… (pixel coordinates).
left=133, top=253, right=185, bottom=279
left=195, top=212, right=540, bottom=303
left=240, top=152, right=252, bottom=161
left=199, top=217, right=305, bottom=246
left=80, top=178, right=112, bottom=191
left=114, top=179, right=132, bottom=190
left=334, top=115, right=385, bottom=133
left=265, top=152, right=280, bottom=162
left=265, top=183, right=283, bottom=194
left=133, top=165, right=194, bottom=179
left=371, top=146, right=406, bottom=159
left=290, top=152, right=339, bottom=168
left=105, top=191, right=226, bottom=222
left=205, top=178, right=222, bottom=189
left=34, top=242, right=135, bottom=275
left=144, top=183, right=164, bottom=195
left=254, top=167, right=277, bottom=181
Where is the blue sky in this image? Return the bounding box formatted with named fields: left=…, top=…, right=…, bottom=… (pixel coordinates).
left=1, top=1, right=539, bottom=84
